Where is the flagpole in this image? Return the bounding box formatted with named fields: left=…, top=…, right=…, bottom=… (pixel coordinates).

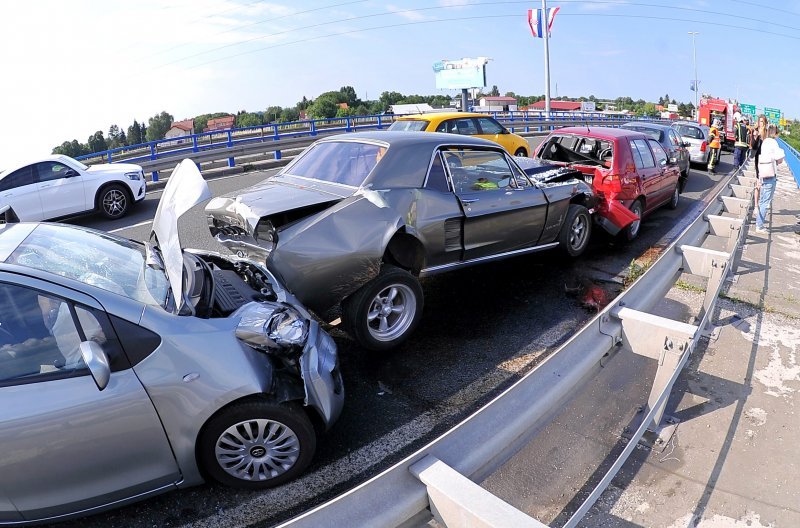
left=542, top=0, right=551, bottom=119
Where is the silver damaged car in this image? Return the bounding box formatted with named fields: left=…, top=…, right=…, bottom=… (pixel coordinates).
left=0, top=160, right=344, bottom=525
left=206, top=132, right=596, bottom=351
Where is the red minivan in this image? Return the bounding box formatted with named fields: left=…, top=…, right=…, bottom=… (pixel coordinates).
left=534, top=127, right=681, bottom=240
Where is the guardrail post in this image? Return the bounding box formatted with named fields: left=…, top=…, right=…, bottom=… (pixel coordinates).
left=410, top=456, right=548, bottom=528
left=612, top=307, right=696, bottom=436
left=376, top=115, right=383, bottom=129
left=150, top=144, right=157, bottom=160
left=720, top=196, right=750, bottom=217
left=275, top=150, right=282, bottom=160
left=192, top=135, right=199, bottom=153
left=151, top=171, right=159, bottom=182
left=346, top=117, right=352, bottom=132
left=679, top=245, right=731, bottom=337
left=226, top=131, right=233, bottom=148
left=107, top=151, right=113, bottom=163
left=274, top=124, right=280, bottom=140
left=310, top=121, right=317, bottom=136
left=729, top=183, right=754, bottom=200
left=706, top=214, right=744, bottom=254
left=228, top=157, right=235, bottom=168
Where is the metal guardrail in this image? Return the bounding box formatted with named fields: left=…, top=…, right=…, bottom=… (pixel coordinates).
left=777, top=138, right=800, bottom=186
left=275, top=159, right=755, bottom=528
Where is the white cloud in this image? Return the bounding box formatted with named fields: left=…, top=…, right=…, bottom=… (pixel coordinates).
left=387, top=4, right=428, bottom=21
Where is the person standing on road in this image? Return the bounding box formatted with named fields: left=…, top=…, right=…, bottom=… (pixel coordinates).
left=750, top=114, right=768, bottom=207
left=755, top=124, right=785, bottom=234
left=707, top=119, right=722, bottom=174
left=733, top=112, right=749, bottom=168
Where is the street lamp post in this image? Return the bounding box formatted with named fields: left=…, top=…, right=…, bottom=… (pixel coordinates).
left=688, top=31, right=699, bottom=119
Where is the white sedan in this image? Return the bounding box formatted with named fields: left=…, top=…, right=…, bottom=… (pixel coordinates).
left=0, top=155, right=146, bottom=222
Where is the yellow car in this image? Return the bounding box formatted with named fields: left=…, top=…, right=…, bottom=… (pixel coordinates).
left=388, top=112, right=531, bottom=157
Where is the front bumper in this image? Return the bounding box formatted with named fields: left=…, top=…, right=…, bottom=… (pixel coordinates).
left=134, top=179, right=147, bottom=202
left=301, top=321, right=344, bottom=429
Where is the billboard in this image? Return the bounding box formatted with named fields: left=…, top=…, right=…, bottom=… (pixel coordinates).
left=580, top=101, right=596, bottom=112
left=433, top=57, right=489, bottom=90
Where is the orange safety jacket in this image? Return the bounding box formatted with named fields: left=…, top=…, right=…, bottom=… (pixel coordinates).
left=709, top=126, right=721, bottom=149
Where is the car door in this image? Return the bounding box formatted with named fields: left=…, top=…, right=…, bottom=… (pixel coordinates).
left=649, top=139, right=679, bottom=198
left=35, top=161, right=87, bottom=219
left=0, top=165, right=43, bottom=221
left=629, top=139, right=664, bottom=211
left=475, top=117, right=515, bottom=152
left=445, top=148, right=548, bottom=260
left=0, top=276, right=180, bottom=523
left=667, top=129, right=689, bottom=172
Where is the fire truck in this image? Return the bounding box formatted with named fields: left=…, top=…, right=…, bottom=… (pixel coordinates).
left=697, top=97, right=739, bottom=150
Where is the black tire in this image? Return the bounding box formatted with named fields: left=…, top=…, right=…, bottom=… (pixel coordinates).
left=97, top=184, right=131, bottom=219
left=343, top=265, right=424, bottom=351
left=559, top=204, right=592, bottom=257
left=514, top=147, right=528, bottom=157
left=623, top=199, right=644, bottom=242
left=667, top=183, right=680, bottom=210
left=198, top=400, right=315, bottom=490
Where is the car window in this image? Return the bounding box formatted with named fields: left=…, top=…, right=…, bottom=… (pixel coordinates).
left=631, top=139, right=656, bottom=169
left=0, top=165, right=35, bottom=192
left=476, top=117, right=504, bottom=135
left=388, top=120, right=428, bottom=132
left=668, top=130, right=681, bottom=147
left=624, top=126, right=661, bottom=142
left=424, top=153, right=450, bottom=192
left=648, top=140, right=668, bottom=165
left=675, top=125, right=704, bottom=140
left=36, top=161, right=73, bottom=183
left=450, top=118, right=479, bottom=135
left=285, top=141, right=386, bottom=187
left=446, top=149, right=515, bottom=194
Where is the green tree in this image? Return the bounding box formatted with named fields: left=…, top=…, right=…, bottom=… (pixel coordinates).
left=127, top=120, right=144, bottom=145
left=638, top=102, right=659, bottom=117
left=308, top=96, right=339, bottom=119
left=296, top=96, right=311, bottom=111
left=378, top=91, right=404, bottom=111
left=280, top=107, right=300, bottom=122
left=339, top=85, right=360, bottom=107
left=265, top=106, right=283, bottom=123
left=107, top=124, right=123, bottom=148
left=193, top=112, right=229, bottom=133
left=146, top=111, right=174, bottom=142
left=87, top=131, right=108, bottom=153
left=52, top=139, right=88, bottom=157
left=504, top=91, right=517, bottom=98
left=235, top=112, right=263, bottom=128
left=489, top=85, right=500, bottom=96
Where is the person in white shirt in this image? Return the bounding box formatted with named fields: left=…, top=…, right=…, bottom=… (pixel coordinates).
left=755, top=124, right=785, bottom=233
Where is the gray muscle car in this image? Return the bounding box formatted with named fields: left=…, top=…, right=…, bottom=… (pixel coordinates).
left=206, top=131, right=597, bottom=351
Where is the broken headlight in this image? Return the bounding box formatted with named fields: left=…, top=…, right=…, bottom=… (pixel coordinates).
left=255, top=220, right=278, bottom=253
left=232, top=301, right=309, bottom=351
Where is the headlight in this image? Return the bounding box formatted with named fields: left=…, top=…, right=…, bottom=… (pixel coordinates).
left=233, top=301, right=308, bottom=351
left=125, top=171, right=141, bottom=181
left=255, top=220, right=278, bottom=250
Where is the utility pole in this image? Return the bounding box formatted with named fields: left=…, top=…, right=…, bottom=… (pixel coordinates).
left=688, top=31, right=699, bottom=119
left=542, top=0, right=551, bottom=119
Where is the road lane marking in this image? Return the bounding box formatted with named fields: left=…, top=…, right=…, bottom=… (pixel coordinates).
left=109, top=220, right=151, bottom=233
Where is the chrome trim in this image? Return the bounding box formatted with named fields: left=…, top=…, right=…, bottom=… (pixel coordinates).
left=420, top=242, right=559, bottom=276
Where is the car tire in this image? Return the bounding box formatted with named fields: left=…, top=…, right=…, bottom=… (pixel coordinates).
left=667, top=183, right=680, bottom=210
left=198, top=399, right=315, bottom=490
left=97, top=184, right=131, bottom=219
left=559, top=204, right=592, bottom=257
left=623, top=199, right=644, bottom=242
left=514, top=147, right=528, bottom=157
left=343, top=265, right=423, bottom=351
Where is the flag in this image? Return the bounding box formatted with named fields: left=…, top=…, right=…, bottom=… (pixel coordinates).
left=527, top=7, right=560, bottom=38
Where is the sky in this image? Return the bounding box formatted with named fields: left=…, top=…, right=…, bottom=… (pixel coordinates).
left=2, top=0, right=799, bottom=164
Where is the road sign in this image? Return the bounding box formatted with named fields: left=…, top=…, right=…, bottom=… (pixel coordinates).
left=765, top=107, right=781, bottom=125
left=740, top=103, right=756, bottom=120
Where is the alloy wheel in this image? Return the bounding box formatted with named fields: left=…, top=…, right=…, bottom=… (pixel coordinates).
left=102, top=189, right=127, bottom=217
left=569, top=213, right=589, bottom=251
left=215, top=418, right=300, bottom=482
left=366, top=283, right=417, bottom=342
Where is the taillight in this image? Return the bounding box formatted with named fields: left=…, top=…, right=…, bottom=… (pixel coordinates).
left=700, top=141, right=707, bottom=152
left=602, top=174, right=623, bottom=193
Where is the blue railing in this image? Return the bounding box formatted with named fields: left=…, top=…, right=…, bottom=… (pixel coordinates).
left=75, top=111, right=668, bottom=169
left=777, top=138, right=800, bottom=187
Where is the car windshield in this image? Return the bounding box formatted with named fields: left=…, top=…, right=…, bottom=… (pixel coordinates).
left=285, top=141, right=387, bottom=187
left=6, top=224, right=170, bottom=308
left=388, top=120, right=428, bottom=132
left=624, top=126, right=662, bottom=141
left=538, top=135, right=614, bottom=167
left=675, top=125, right=704, bottom=139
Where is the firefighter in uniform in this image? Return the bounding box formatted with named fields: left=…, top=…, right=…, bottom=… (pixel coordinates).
left=707, top=118, right=722, bottom=174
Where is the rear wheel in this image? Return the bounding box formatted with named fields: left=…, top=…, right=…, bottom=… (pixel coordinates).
left=514, top=147, right=528, bottom=157
left=97, top=184, right=130, bottom=219
left=623, top=199, right=644, bottom=241
left=343, top=265, right=423, bottom=351
left=559, top=204, right=591, bottom=257
left=198, top=400, right=315, bottom=490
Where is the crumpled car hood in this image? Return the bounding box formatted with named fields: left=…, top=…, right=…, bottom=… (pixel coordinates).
left=220, top=174, right=354, bottom=218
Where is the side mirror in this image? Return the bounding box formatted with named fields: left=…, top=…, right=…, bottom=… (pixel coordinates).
left=660, top=158, right=668, bottom=167
left=64, top=169, right=79, bottom=178
left=79, top=341, right=110, bottom=391
left=683, top=142, right=691, bottom=148
left=669, top=157, right=677, bottom=164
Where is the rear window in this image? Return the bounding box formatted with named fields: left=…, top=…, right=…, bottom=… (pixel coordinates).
left=624, top=126, right=662, bottom=142
left=388, top=120, right=428, bottom=132
left=674, top=125, right=704, bottom=140
left=285, top=141, right=387, bottom=187
left=538, top=135, right=613, bottom=167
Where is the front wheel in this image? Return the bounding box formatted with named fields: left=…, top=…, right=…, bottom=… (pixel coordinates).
left=667, top=183, right=680, bottom=210
left=623, top=199, right=644, bottom=241
left=514, top=147, right=528, bottom=157
left=343, top=265, right=423, bottom=351
left=198, top=400, right=316, bottom=490
left=97, top=184, right=131, bottom=219
left=559, top=204, right=592, bottom=257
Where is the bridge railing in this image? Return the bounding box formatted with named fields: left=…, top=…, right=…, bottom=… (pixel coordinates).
left=777, top=138, right=800, bottom=186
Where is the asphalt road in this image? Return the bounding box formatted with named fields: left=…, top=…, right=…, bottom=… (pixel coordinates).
left=53, top=154, right=736, bottom=528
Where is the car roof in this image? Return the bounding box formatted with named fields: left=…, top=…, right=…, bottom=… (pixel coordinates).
left=0, top=154, right=79, bottom=178
left=394, top=112, right=485, bottom=122
left=621, top=122, right=673, bottom=131
left=317, top=130, right=499, bottom=148
left=551, top=126, right=651, bottom=140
